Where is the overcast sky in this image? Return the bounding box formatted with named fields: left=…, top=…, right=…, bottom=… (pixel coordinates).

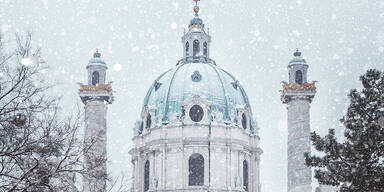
left=1, top=0, right=384, bottom=191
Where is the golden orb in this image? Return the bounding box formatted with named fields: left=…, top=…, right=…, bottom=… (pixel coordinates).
left=194, top=5, right=200, bottom=13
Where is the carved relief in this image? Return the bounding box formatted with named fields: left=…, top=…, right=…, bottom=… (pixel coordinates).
left=78, top=81, right=113, bottom=92
left=280, top=81, right=317, bottom=94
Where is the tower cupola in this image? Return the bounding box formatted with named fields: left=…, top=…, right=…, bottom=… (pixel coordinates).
left=288, top=49, right=308, bottom=84
left=87, top=49, right=107, bottom=86
left=182, top=0, right=211, bottom=59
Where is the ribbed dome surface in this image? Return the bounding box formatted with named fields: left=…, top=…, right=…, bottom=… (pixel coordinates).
left=143, top=59, right=255, bottom=132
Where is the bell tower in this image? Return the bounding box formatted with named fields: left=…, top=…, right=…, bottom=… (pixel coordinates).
left=78, top=50, right=113, bottom=192
left=281, top=49, right=317, bottom=192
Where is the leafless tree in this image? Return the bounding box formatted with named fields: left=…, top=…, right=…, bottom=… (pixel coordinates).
left=107, top=173, right=131, bottom=192
left=0, top=32, right=131, bottom=192
left=0, top=32, right=90, bottom=192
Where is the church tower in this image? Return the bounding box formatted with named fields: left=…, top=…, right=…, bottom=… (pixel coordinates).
left=281, top=49, right=317, bottom=192
left=78, top=50, right=113, bottom=192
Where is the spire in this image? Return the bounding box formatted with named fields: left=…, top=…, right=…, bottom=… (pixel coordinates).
left=190, top=0, right=203, bottom=27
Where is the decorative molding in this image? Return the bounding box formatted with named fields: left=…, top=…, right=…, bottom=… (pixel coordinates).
left=78, top=81, right=113, bottom=92
left=280, top=81, right=317, bottom=93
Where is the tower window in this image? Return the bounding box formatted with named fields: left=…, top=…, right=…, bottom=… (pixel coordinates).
left=243, top=160, right=249, bottom=191
left=146, top=114, right=152, bottom=129
left=189, top=153, right=204, bottom=186
left=241, top=113, right=247, bottom=129
left=193, top=40, right=200, bottom=56
left=92, top=71, right=99, bottom=85
left=295, top=70, right=303, bottom=84
left=203, top=42, right=208, bottom=57
left=144, top=160, right=150, bottom=191
left=186, top=42, right=190, bottom=57
left=189, top=105, right=204, bottom=122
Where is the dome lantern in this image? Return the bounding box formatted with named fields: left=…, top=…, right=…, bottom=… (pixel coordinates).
left=181, top=0, right=211, bottom=60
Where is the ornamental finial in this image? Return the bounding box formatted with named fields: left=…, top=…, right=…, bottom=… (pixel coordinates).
left=94, top=49, right=101, bottom=58
left=294, top=48, right=301, bottom=57
left=193, top=0, right=200, bottom=15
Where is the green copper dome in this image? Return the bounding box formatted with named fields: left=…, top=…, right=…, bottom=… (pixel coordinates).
left=142, top=59, right=256, bottom=133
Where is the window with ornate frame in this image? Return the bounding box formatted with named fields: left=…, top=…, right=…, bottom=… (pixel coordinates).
left=189, top=105, right=204, bottom=122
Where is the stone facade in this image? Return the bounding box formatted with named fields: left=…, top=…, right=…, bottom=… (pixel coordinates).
left=286, top=99, right=312, bottom=192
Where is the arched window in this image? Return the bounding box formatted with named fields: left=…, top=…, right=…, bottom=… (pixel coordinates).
left=92, top=71, right=99, bottom=85
left=295, top=70, right=303, bottom=84
left=241, top=113, right=247, bottom=129
left=243, top=160, right=249, bottom=191
left=146, top=114, right=152, bottom=129
left=144, top=160, right=150, bottom=191
left=203, top=42, right=208, bottom=57
left=193, top=40, right=200, bottom=56
left=186, top=42, right=190, bottom=56
left=189, top=153, right=204, bottom=186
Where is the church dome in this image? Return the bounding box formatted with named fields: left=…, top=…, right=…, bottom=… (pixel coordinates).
left=142, top=58, right=256, bottom=133
left=138, top=2, right=257, bottom=135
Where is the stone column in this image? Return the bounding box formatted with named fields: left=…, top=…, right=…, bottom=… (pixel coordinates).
left=287, top=99, right=312, bottom=192
left=83, top=100, right=108, bottom=192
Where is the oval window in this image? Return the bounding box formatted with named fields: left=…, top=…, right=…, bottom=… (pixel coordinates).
left=189, top=105, right=204, bottom=122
